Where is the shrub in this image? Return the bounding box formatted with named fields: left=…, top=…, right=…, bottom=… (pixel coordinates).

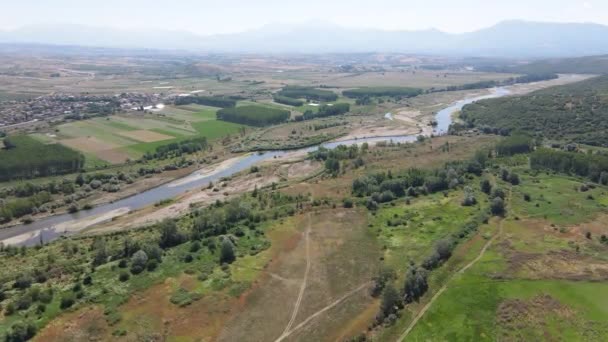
left=118, top=271, right=130, bottom=282
left=60, top=293, right=75, bottom=309
left=5, top=322, right=37, bottom=342
left=343, top=198, right=354, bottom=208
left=491, top=197, right=506, bottom=216
left=219, top=239, right=236, bottom=264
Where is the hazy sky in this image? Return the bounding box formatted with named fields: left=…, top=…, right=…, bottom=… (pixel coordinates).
left=1, top=0, right=606, bottom=34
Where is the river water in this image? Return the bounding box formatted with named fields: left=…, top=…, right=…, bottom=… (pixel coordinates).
left=0, top=87, right=510, bottom=246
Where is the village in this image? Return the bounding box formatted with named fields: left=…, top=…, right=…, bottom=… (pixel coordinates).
left=0, top=92, right=166, bottom=129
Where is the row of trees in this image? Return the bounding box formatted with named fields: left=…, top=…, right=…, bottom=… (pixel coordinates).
left=217, top=105, right=290, bottom=126
left=342, top=87, right=423, bottom=99
left=143, top=137, right=209, bottom=160
left=297, top=103, right=350, bottom=121
left=273, top=95, right=304, bottom=107
left=174, top=95, right=236, bottom=108
left=276, top=86, right=338, bottom=102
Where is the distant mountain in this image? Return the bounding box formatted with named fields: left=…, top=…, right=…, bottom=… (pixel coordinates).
left=2, top=20, right=608, bottom=57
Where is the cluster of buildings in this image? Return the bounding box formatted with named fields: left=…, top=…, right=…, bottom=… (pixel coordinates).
left=0, top=92, right=166, bottom=129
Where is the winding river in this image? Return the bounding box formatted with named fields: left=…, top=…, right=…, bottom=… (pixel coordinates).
left=0, top=87, right=510, bottom=246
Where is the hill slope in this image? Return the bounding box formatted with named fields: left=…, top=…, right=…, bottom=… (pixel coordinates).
left=460, top=75, right=608, bottom=146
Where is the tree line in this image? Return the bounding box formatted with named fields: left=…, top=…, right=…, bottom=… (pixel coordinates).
left=217, top=105, right=290, bottom=126
left=530, top=148, right=608, bottom=184
left=297, top=103, right=350, bottom=121
left=276, top=86, right=338, bottom=102
left=174, top=95, right=236, bottom=108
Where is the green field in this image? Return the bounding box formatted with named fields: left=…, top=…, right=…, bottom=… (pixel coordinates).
left=37, top=107, right=245, bottom=164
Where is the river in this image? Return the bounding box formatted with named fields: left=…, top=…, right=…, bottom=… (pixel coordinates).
left=0, top=87, right=510, bottom=246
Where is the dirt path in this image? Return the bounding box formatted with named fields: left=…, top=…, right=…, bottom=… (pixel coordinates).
left=279, top=213, right=312, bottom=338
left=397, top=219, right=505, bottom=341
left=275, top=281, right=371, bottom=342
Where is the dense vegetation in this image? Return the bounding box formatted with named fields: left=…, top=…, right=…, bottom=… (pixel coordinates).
left=342, top=87, right=423, bottom=99
left=174, top=95, right=236, bottom=108
left=510, top=55, right=608, bottom=74
left=217, top=105, right=290, bottom=126
left=143, top=137, right=209, bottom=160
left=459, top=75, right=608, bottom=146
left=276, top=86, right=338, bottom=102
left=445, top=73, right=558, bottom=92
left=273, top=95, right=304, bottom=107
left=298, top=103, right=350, bottom=121
left=0, top=187, right=302, bottom=341
left=530, top=148, right=608, bottom=184
left=0, top=136, right=85, bottom=182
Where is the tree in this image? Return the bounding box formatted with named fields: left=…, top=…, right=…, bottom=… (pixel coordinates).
left=159, top=219, right=184, bottom=249
left=380, top=284, right=400, bottom=318
left=480, top=179, right=492, bottom=195
left=508, top=173, right=520, bottom=185
left=219, top=238, right=236, bottom=264
left=491, top=197, right=506, bottom=216
left=130, top=250, right=148, bottom=274
left=91, top=238, right=108, bottom=266
left=403, top=267, right=428, bottom=303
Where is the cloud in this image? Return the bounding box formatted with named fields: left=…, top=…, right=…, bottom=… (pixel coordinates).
left=583, top=1, right=592, bottom=9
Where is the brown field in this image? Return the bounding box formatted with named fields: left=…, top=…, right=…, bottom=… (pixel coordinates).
left=60, top=136, right=119, bottom=152
left=96, top=149, right=131, bottom=164
left=117, top=129, right=173, bottom=142
left=219, top=209, right=381, bottom=342
left=33, top=306, right=111, bottom=342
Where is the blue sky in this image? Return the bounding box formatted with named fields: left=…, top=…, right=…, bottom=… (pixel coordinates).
left=1, top=0, right=606, bottom=34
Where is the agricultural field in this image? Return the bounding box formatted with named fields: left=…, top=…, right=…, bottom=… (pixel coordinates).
left=32, top=106, right=243, bottom=165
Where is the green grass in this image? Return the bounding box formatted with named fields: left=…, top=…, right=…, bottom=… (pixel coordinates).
left=192, top=120, right=244, bottom=140
left=83, top=152, right=112, bottom=170
left=408, top=269, right=608, bottom=341
left=371, top=191, right=477, bottom=279
left=510, top=172, right=607, bottom=225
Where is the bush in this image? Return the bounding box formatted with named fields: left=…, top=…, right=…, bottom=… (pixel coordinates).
left=130, top=250, right=148, bottom=274
left=219, top=239, right=236, bottom=264
left=60, top=293, right=75, bottom=309
left=5, top=322, right=37, bottom=342
left=491, top=197, right=506, bottom=216
left=118, top=271, right=130, bottom=282
left=13, top=275, right=32, bottom=289
left=343, top=198, right=354, bottom=208
left=147, top=259, right=158, bottom=271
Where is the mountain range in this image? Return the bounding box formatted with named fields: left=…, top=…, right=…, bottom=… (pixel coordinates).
left=1, top=20, right=608, bottom=58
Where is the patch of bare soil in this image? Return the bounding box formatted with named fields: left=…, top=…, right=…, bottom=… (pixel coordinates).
left=34, top=306, right=111, bottom=342
left=496, top=294, right=575, bottom=341
left=219, top=209, right=380, bottom=342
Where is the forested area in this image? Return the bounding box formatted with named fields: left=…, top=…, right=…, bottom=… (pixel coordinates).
left=0, top=136, right=85, bottom=182
left=530, top=148, right=608, bottom=184
left=276, top=86, right=338, bottom=102
left=174, top=95, right=236, bottom=108
left=459, top=75, right=608, bottom=146
left=298, top=103, right=350, bottom=121
left=444, top=73, right=557, bottom=92
left=217, top=105, right=290, bottom=126
left=343, top=87, right=423, bottom=99
left=143, top=137, right=209, bottom=160
left=273, top=95, right=304, bottom=106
